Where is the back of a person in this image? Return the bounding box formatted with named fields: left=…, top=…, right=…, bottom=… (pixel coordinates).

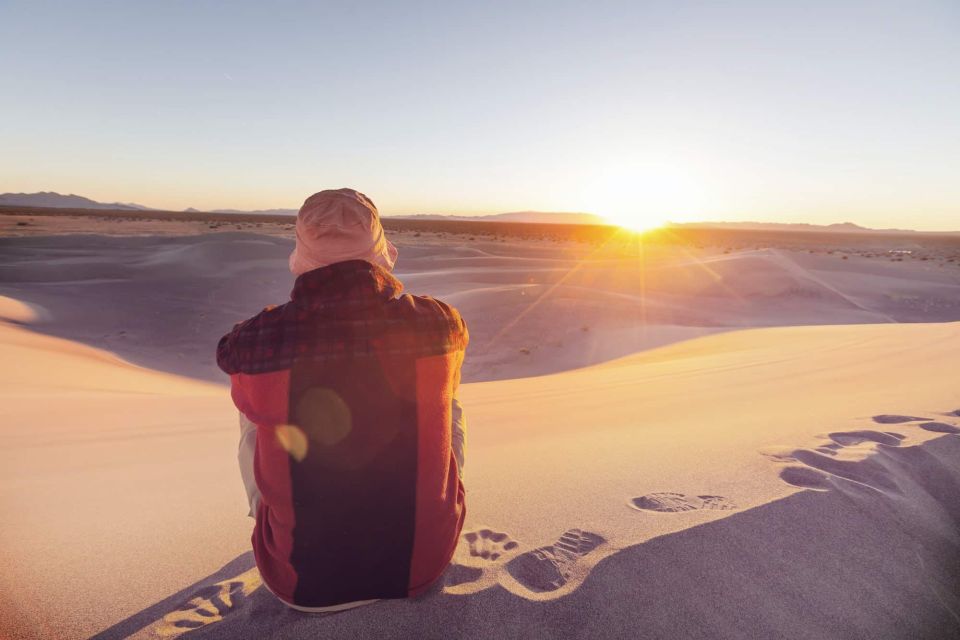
left=217, top=190, right=468, bottom=611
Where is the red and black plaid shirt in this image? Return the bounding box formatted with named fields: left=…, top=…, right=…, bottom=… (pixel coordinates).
left=217, top=259, right=467, bottom=374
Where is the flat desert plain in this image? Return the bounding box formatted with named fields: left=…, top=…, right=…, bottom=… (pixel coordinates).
left=1, top=209, right=959, bottom=639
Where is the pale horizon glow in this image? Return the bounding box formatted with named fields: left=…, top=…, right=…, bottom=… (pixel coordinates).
left=1, top=1, right=959, bottom=230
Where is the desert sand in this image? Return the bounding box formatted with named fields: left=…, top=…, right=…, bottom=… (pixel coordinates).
left=1, top=220, right=959, bottom=639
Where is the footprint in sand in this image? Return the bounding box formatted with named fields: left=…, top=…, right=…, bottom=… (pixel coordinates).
left=155, top=567, right=261, bottom=637
left=629, top=492, right=737, bottom=513
left=444, top=528, right=520, bottom=591
left=871, top=414, right=929, bottom=424
left=780, top=449, right=901, bottom=493
left=774, top=412, right=958, bottom=493
left=773, top=424, right=923, bottom=493
left=813, top=443, right=843, bottom=456
left=505, top=528, right=606, bottom=593
left=826, top=430, right=905, bottom=447
left=463, top=528, right=520, bottom=561
left=918, top=421, right=960, bottom=434
left=779, top=466, right=833, bottom=491
left=813, top=431, right=903, bottom=455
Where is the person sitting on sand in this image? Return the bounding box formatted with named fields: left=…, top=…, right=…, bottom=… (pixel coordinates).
left=216, top=188, right=468, bottom=612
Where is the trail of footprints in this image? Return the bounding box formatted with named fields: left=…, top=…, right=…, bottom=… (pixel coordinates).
left=453, top=490, right=739, bottom=596
left=450, top=526, right=602, bottom=595
left=452, top=408, right=960, bottom=597
left=767, top=409, right=960, bottom=492
left=153, top=408, right=959, bottom=624
left=160, top=411, right=959, bottom=612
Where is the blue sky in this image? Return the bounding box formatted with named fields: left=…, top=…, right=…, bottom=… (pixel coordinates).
left=2, top=1, right=958, bottom=229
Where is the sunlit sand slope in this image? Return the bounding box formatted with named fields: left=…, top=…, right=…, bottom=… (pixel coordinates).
left=0, top=305, right=246, bottom=640
left=1, top=301, right=958, bottom=639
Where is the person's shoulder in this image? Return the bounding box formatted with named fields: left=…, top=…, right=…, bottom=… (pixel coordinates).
left=391, top=293, right=469, bottom=348
left=396, top=293, right=466, bottom=330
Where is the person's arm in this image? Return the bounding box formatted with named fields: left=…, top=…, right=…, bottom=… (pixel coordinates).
left=451, top=395, right=466, bottom=478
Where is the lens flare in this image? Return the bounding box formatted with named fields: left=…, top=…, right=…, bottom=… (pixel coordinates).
left=275, top=424, right=309, bottom=461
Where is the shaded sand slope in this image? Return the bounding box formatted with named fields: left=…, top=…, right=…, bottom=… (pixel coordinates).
left=2, top=296, right=958, bottom=639
left=2, top=233, right=959, bottom=384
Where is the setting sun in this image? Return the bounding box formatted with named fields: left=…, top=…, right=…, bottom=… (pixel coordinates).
left=579, top=162, right=706, bottom=232
left=604, top=210, right=666, bottom=232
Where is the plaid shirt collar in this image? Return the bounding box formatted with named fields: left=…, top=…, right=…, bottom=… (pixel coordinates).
left=290, top=259, right=404, bottom=305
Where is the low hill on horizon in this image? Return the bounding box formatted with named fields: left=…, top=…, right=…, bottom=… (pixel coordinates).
left=0, top=191, right=151, bottom=211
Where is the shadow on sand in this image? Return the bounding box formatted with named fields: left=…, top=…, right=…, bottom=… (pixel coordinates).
left=92, top=434, right=960, bottom=640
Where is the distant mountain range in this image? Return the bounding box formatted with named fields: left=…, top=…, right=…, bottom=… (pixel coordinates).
left=1, top=191, right=954, bottom=233
left=0, top=192, right=299, bottom=215
left=0, top=191, right=152, bottom=211
left=0, top=192, right=606, bottom=225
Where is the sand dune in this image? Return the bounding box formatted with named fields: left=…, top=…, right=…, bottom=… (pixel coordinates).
left=1, top=231, right=959, bottom=639
left=1, top=292, right=959, bottom=638
left=2, top=233, right=959, bottom=385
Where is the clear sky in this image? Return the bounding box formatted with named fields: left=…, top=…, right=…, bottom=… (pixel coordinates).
left=2, top=1, right=958, bottom=229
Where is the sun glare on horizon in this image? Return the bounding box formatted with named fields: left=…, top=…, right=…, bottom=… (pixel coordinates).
left=604, top=211, right=666, bottom=232
left=579, top=163, right=707, bottom=232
